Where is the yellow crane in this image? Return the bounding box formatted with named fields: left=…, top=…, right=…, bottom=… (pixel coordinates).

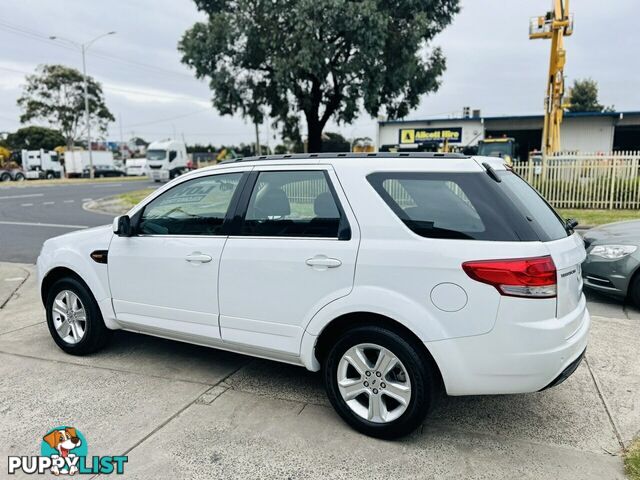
left=529, top=0, right=573, bottom=156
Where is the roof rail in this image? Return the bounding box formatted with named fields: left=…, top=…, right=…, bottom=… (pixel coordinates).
left=220, top=152, right=469, bottom=163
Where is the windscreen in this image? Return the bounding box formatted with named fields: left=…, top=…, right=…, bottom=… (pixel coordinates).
left=478, top=142, right=512, bottom=157
left=146, top=149, right=167, bottom=161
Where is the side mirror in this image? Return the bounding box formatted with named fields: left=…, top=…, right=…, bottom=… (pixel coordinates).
left=113, top=215, right=132, bottom=237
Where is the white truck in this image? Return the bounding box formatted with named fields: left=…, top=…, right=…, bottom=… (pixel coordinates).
left=64, top=150, right=115, bottom=178
left=125, top=158, right=147, bottom=176
left=145, top=139, right=189, bottom=182
left=21, top=149, right=63, bottom=179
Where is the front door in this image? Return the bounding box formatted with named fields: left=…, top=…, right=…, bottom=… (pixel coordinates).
left=108, top=170, right=246, bottom=341
left=218, top=167, right=360, bottom=355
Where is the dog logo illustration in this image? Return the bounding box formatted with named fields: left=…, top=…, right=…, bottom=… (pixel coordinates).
left=7, top=426, right=127, bottom=476
left=41, top=427, right=86, bottom=475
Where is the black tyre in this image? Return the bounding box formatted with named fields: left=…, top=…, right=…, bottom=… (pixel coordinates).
left=629, top=272, right=640, bottom=309
left=45, top=277, right=112, bottom=355
left=13, top=173, right=25, bottom=181
left=323, top=325, right=433, bottom=439
left=1, top=172, right=11, bottom=182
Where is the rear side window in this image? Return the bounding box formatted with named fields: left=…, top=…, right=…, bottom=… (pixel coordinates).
left=496, top=171, right=568, bottom=241
left=368, top=171, right=567, bottom=241
left=242, top=170, right=347, bottom=238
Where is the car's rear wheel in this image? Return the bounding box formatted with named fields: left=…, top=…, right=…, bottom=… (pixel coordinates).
left=13, top=172, right=25, bottom=181
left=45, top=277, right=111, bottom=355
left=323, top=325, right=433, bottom=439
left=1, top=172, right=11, bottom=182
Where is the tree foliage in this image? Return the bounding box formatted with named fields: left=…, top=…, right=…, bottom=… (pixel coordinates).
left=3, top=126, right=66, bottom=151
left=567, top=78, right=613, bottom=113
left=179, top=0, right=459, bottom=151
left=17, top=64, right=115, bottom=149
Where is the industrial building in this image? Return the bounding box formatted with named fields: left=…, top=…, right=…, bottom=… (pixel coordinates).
left=377, top=111, right=640, bottom=159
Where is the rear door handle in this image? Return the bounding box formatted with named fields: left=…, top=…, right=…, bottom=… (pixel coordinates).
left=306, top=255, right=342, bottom=269
left=185, top=252, right=213, bottom=263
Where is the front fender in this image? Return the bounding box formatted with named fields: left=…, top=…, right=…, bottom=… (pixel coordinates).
left=37, top=234, right=119, bottom=330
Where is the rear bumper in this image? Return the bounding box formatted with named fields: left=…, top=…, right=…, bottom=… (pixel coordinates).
left=425, top=296, right=590, bottom=396
left=539, top=348, right=585, bottom=391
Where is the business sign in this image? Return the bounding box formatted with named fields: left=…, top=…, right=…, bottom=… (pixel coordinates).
left=399, top=127, right=462, bottom=144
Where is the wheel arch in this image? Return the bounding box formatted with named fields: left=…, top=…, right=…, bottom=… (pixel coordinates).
left=312, top=311, right=444, bottom=391
left=40, top=266, right=89, bottom=305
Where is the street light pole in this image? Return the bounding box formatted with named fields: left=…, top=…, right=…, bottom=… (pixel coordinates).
left=49, top=31, right=116, bottom=179
left=80, top=44, right=94, bottom=178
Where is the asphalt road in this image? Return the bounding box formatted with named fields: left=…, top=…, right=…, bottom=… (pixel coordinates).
left=0, top=179, right=156, bottom=263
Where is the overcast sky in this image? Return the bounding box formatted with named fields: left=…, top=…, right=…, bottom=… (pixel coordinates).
left=0, top=0, right=638, bottom=147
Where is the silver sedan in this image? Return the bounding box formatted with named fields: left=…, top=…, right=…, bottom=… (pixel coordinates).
left=582, top=220, right=640, bottom=307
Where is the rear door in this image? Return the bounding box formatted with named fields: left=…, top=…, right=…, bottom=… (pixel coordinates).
left=218, top=166, right=360, bottom=355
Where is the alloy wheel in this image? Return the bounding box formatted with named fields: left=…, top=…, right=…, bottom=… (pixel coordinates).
left=337, top=343, right=412, bottom=423
left=51, top=290, right=87, bottom=344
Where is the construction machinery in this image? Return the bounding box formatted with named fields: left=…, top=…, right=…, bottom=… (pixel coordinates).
left=529, top=0, right=574, bottom=156
left=477, top=137, right=518, bottom=165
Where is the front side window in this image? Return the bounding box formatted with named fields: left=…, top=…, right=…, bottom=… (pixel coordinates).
left=241, top=170, right=344, bottom=238
left=138, top=173, right=242, bottom=235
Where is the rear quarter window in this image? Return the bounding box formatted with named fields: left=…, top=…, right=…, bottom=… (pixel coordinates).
left=367, top=171, right=568, bottom=242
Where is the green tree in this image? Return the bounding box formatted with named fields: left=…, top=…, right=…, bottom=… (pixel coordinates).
left=179, top=0, right=459, bottom=152
left=321, top=131, right=350, bottom=152
left=3, top=126, right=66, bottom=151
left=17, top=64, right=115, bottom=151
left=567, top=78, right=613, bottom=113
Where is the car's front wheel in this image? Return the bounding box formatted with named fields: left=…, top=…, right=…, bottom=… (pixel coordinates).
left=45, top=277, right=111, bottom=355
left=323, top=325, right=433, bottom=439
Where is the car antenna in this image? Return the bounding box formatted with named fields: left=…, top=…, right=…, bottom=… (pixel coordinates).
left=482, top=162, right=502, bottom=183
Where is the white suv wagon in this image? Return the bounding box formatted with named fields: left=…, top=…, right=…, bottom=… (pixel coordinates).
left=37, top=153, right=589, bottom=438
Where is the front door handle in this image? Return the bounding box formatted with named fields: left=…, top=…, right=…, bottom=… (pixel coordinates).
left=185, top=252, right=212, bottom=263
left=306, top=255, right=342, bottom=269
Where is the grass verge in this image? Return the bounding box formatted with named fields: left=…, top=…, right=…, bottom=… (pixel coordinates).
left=626, top=438, right=640, bottom=480
left=116, top=188, right=156, bottom=210
left=557, top=209, right=639, bottom=228
left=0, top=176, right=148, bottom=188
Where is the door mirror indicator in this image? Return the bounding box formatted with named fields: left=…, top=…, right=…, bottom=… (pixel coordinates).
left=113, top=215, right=132, bottom=237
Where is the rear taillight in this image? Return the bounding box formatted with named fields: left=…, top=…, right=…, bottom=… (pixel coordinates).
left=462, top=255, right=557, bottom=298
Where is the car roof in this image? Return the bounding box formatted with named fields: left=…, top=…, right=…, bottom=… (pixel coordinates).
left=191, top=153, right=506, bottom=176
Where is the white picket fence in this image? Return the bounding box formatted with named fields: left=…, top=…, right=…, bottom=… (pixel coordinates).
left=513, top=151, right=640, bottom=210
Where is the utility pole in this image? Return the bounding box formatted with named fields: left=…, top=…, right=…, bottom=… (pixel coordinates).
left=49, top=31, right=116, bottom=178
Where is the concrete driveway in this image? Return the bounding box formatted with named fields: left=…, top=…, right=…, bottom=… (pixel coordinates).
left=0, top=262, right=638, bottom=479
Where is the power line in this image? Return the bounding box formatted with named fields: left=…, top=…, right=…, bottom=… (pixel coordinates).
left=0, top=20, right=197, bottom=80
left=122, top=108, right=211, bottom=129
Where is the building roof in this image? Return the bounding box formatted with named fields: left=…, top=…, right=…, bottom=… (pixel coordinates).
left=378, top=110, right=640, bottom=126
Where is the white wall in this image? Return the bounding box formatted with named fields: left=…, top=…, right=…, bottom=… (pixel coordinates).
left=560, top=117, right=615, bottom=152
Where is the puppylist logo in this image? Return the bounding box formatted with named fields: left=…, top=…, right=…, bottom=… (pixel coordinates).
left=8, top=426, right=128, bottom=475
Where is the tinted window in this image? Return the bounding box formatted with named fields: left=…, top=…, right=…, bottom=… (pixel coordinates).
left=242, top=171, right=343, bottom=238
left=497, top=170, right=568, bottom=241
left=368, top=171, right=562, bottom=241
left=139, top=173, right=242, bottom=235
